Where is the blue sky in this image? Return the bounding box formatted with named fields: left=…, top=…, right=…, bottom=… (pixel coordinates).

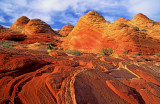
left=0, top=0, right=160, bottom=30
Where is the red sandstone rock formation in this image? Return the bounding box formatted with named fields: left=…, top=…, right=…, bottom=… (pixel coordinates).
left=9, top=16, right=30, bottom=33
left=0, top=31, right=26, bottom=41
left=63, top=11, right=110, bottom=52
left=4, top=17, right=58, bottom=43
left=63, top=11, right=160, bottom=55
left=59, top=24, right=74, bottom=36
left=131, top=13, right=154, bottom=27
left=22, top=19, right=55, bottom=35
left=0, top=48, right=160, bottom=104
left=21, top=19, right=57, bottom=43
left=0, top=10, right=160, bottom=104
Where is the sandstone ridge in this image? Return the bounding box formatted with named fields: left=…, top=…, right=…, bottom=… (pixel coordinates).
left=63, top=11, right=160, bottom=55
left=59, top=24, right=74, bottom=36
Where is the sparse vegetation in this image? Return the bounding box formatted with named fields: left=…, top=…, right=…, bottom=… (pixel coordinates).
left=60, top=47, right=63, bottom=50
left=135, top=52, right=139, bottom=56
left=99, top=48, right=107, bottom=55
left=47, top=42, right=53, bottom=52
left=134, top=26, right=139, bottom=31
left=156, top=52, right=160, bottom=57
left=65, top=49, right=81, bottom=56
left=54, top=39, right=58, bottom=43
left=40, top=42, right=44, bottom=45
left=1, top=40, right=13, bottom=48
left=108, top=48, right=113, bottom=55
left=99, top=48, right=113, bottom=56
left=124, top=50, right=128, bottom=54
left=141, top=29, right=147, bottom=31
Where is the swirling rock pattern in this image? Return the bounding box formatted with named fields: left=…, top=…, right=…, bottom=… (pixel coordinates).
left=0, top=47, right=160, bottom=104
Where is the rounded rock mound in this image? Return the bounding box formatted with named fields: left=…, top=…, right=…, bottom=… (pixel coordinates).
left=59, top=24, right=74, bottom=36
left=22, top=19, right=54, bottom=35
left=0, top=31, right=26, bottom=41
left=9, top=16, right=30, bottom=33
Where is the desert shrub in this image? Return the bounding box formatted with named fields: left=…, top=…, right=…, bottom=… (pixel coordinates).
left=134, top=26, right=139, bottom=31
left=141, top=29, right=147, bottom=31
left=156, top=52, right=160, bottom=57
left=99, top=48, right=113, bottom=56
left=1, top=40, right=13, bottom=48
left=60, top=47, right=63, bottom=50
left=99, top=48, right=107, bottom=55
left=48, top=42, right=54, bottom=45
left=65, top=49, right=81, bottom=56
left=59, top=41, right=62, bottom=43
left=40, top=42, right=44, bottom=45
left=135, top=52, right=139, bottom=56
left=108, top=48, right=113, bottom=55
left=54, top=39, right=58, bottom=43
left=47, top=42, right=53, bottom=50
left=124, top=50, right=128, bottom=54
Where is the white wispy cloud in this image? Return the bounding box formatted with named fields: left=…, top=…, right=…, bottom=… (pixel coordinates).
left=0, top=16, right=6, bottom=23
left=126, top=0, right=160, bottom=20
left=104, top=16, right=117, bottom=23
left=0, top=0, right=160, bottom=28
left=1, top=25, right=10, bottom=28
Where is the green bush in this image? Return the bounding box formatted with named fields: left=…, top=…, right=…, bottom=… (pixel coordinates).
left=124, top=50, right=128, bottom=54
left=48, top=42, right=53, bottom=45
left=54, top=39, right=58, bottom=43
left=60, top=47, right=63, bottom=50
left=135, top=52, right=139, bottom=56
left=1, top=40, right=13, bottom=48
left=65, top=49, right=81, bottom=56
left=156, top=52, right=160, bottom=57
left=141, top=29, right=147, bottom=31
left=99, top=48, right=113, bottom=56
left=47, top=43, right=53, bottom=50
left=59, top=41, right=62, bottom=43
left=99, top=48, right=107, bottom=55
left=40, top=42, right=44, bottom=45
left=108, top=48, right=113, bottom=55
left=134, top=26, right=139, bottom=31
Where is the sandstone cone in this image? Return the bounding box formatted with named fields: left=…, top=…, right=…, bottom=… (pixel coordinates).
left=63, top=11, right=160, bottom=55
left=22, top=19, right=54, bottom=35
left=131, top=13, right=153, bottom=24
left=62, top=11, right=110, bottom=52
left=9, top=16, right=30, bottom=33
left=81, top=11, right=109, bottom=31
left=59, top=24, right=74, bottom=36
